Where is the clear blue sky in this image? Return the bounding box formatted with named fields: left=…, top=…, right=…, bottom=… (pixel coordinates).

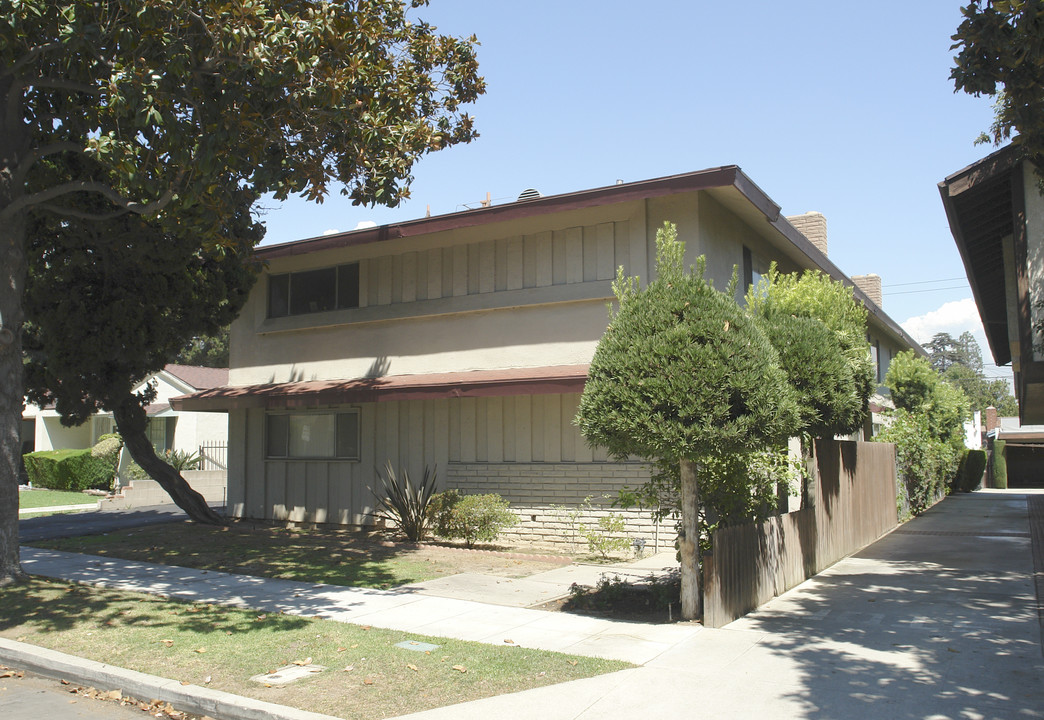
left=258, top=2, right=1007, bottom=379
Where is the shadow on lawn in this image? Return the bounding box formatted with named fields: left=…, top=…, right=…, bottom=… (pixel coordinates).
left=0, top=578, right=311, bottom=635
left=29, top=521, right=426, bottom=590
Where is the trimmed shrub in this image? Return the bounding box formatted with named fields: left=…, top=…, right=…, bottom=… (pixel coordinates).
left=959, top=449, right=987, bottom=492
left=23, top=448, right=114, bottom=491
left=993, top=440, right=1008, bottom=489
left=429, top=490, right=517, bottom=548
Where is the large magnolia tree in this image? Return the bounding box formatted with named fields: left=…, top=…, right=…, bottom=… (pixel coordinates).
left=0, top=0, right=484, bottom=583
left=575, top=223, right=800, bottom=620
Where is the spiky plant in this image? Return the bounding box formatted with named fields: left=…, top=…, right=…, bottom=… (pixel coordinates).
left=371, top=462, right=439, bottom=542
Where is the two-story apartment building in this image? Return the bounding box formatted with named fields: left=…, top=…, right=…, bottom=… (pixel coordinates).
left=173, top=166, right=919, bottom=547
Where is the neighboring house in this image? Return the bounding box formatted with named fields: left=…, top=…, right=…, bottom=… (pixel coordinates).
left=983, top=410, right=1044, bottom=489
left=22, top=364, right=229, bottom=460
left=940, top=144, right=1044, bottom=423
left=173, top=166, right=921, bottom=545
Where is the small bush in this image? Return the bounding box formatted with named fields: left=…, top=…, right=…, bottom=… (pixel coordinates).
left=582, top=513, right=632, bottom=560
left=429, top=490, right=517, bottom=548
left=22, top=448, right=114, bottom=491
left=163, top=448, right=201, bottom=472
left=370, top=463, right=438, bottom=542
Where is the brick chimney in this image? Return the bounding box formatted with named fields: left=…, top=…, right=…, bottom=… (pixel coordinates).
left=786, top=211, right=828, bottom=256
left=985, top=406, right=999, bottom=433
left=852, top=273, right=883, bottom=308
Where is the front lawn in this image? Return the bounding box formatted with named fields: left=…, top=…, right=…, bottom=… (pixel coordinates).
left=30, top=521, right=570, bottom=588
left=19, top=488, right=98, bottom=510
left=0, top=579, right=628, bottom=719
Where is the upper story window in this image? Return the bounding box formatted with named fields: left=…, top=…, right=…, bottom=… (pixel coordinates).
left=268, top=263, right=360, bottom=318
left=742, top=246, right=769, bottom=295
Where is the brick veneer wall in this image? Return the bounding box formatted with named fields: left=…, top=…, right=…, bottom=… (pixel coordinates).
left=445, top=461, right=676, bottom=552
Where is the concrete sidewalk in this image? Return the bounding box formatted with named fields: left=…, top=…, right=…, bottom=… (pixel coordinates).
left=8, top=490, right=1044, bottom=720
left=19, top=547, right=697, bottom=665
left=393, top=490, right=1044, bottom=720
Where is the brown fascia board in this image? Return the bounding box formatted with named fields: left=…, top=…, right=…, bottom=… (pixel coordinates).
left=257, top=166, right=752, bottom=259
left=257, top=165, right=922, bottom=353
left=938, top=144, right=1022, bottom=366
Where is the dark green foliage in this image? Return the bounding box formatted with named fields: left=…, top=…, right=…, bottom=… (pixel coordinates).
left=993, top=440, right=1008, bottom=489
left=880, top=351, right=969, bottom=516
left=957, top=449, right=988, bottom=493
left=746, top=265, right=875, bottom=435
left=429, top=490, right=517, bottom=548
left=878, top=410, right=957, bottom=517
left=951, top=1, right=1044, bottom=166
left=755, top=307, right=864, bottom=439
left=22, top=448, right=112, bottom=491
left=576, top=222, right=800, bottom=464
left=635, top=451, right=797, bottom=556
left=371, top=463, right=439, bottom=543
left=174, top=329, right=230, bottom=368
left=22, top=181, right=260, bottom=427
left=886, top=351, right=940, bottom=413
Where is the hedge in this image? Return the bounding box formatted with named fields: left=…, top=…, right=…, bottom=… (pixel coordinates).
left=22, top=448, right=114, bottom=491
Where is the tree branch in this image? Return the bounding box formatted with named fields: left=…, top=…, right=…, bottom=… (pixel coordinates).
left=12, top=142, right=87, bottom=185
left=29, top=78, right=103, bottom=96
left=8, top=42, right=64, bottom=77
left=0, top=176, right=181, bottom=224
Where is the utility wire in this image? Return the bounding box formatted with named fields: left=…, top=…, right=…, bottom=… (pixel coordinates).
left=884, top=285, right=968, bottom=296
left=883, top=276, right=966, bottom=288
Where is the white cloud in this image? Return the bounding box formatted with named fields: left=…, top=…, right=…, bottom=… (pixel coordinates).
left=901, top=297, right=1014, bottom=384
left=322, top=228, right=341, bottom=236
left=901, top=298, right=985, bottom=345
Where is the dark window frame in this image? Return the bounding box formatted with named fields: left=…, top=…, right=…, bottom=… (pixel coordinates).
left=264, top=409, right=361, bottom=461
left=268, top=263, right=360, bottom=319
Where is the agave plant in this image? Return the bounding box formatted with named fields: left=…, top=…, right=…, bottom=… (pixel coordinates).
left=371, top=462, right=438, bottom=542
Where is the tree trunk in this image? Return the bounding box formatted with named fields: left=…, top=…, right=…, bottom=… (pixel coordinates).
left=679, top=457, right=701, bottom=621
left=112, top=396, right=225, bottom=525
left=0, top=210, right=27, bottom=586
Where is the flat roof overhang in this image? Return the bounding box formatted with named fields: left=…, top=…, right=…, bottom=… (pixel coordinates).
left=170, top=365, right=591, bottom=412
left=940, top=144, right=1044, bottom=424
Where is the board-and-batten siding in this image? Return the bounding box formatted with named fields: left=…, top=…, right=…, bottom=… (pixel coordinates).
left=230, top=394, right=612, bottom=526
left=357, top=221, right=634, bottom=309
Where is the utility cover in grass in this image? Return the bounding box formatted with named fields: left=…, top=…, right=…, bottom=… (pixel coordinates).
left=395, top=640, right=441, bottom=652
left=250, top=664, right=326, bottom=685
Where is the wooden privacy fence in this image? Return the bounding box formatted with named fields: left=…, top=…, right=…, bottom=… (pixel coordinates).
left=702, top=439, right=897, bottom=628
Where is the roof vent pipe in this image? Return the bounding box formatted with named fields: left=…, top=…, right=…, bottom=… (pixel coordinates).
left=517, top=188, right=542, bottom=201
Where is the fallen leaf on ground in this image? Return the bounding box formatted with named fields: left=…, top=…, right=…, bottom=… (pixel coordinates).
left=160, top=640, right=174, bottom=647
left=292, top=658, right=312, bottom=666
left=363, top=676, right=375, bottom=685
left=336, top=647, right=347, bottom=653
left=361, top=625, right=371, bottom=631
left=194, top=648, right=206, bottom=654
left=504, top=639, right=515, bottom=644
left=105, top=690, right=122, bottom=700
left=343, top=665, right=355, bottom=673
left=407, top=664, right=418, bottom=672
left=204, top=676, right=212, bottom=684
left=452, top=665, right=467, bottom=673
left=567, top=660, right=578, bottom=666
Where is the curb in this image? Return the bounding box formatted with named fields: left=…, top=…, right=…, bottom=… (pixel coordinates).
left=0, top=638, right=342, bottom=720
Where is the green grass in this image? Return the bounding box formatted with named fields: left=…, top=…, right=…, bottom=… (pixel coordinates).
left=31, top=522, right=566, bottom=589
left=0, top=579, right=629, bottom=719
left=18, top=484, right=98, bottom=513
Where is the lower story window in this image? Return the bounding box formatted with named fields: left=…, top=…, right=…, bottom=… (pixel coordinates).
left=266, top=410, right=360, bottom=460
